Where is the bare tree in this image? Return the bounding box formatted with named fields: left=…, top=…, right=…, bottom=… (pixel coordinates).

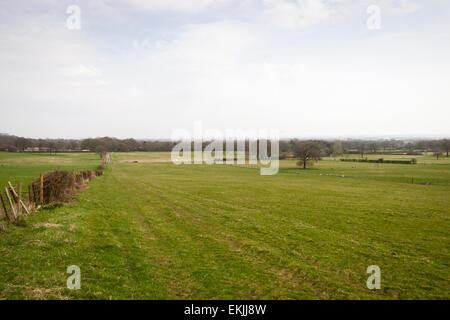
left=47, top=141, right=57, bottom=154
left=440, top=139, right=450, bottom=157
left=434, top=151, right=442, bottom=160
left=293, top=141, right=321, bottom=169
left=55, top=139, right=65, bottom=152
left=14, top=137, right=31, bottom=152
left=332, top=141, right=344, bottom=160
left=69, top=140, right=80, bottom=151
left=94, top=145, right=108, bottom=159
left=368, top=142, right=377, bottom=153
left=358, top=143, right=366, bottom=159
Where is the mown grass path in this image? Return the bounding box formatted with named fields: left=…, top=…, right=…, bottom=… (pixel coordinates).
left=0, top=152, right=449, bottom=299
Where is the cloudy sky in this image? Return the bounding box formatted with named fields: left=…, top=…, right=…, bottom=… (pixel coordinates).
left=0, top=0, right=449, bottom=139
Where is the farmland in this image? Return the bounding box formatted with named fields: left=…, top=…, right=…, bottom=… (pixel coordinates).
left=0, top=151, right=449, bottom=299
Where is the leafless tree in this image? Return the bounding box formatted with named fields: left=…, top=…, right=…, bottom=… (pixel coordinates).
left=368, top=142, right=377, bottom=153
left=332, top=141, right=344, bottom=159
left=14, top=137, right=31, bottom=151
left=293, top=141, right=321, bottom=169
left=440, top=139, right=450, bottom=157
left=94, top=145, right=108, bottom=159
left=358, top=143, right=366, bottom=158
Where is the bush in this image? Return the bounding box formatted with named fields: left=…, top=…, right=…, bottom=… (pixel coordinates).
left=32, top=169, right=101, bottom=204
left=340, top=158, right=415, bottom=164
left=32, top=171, right=77, bottom=204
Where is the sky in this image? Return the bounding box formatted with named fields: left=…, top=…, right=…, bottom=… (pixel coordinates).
left=0, top=0, right=449, bottom=139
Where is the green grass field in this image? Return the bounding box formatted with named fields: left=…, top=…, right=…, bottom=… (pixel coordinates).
left=0, top=152, right=101, bottom=188
left=0, top=152, right=449, bottom=299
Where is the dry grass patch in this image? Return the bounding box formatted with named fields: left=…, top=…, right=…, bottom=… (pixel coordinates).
left=33, top=223, right=62, bottom=228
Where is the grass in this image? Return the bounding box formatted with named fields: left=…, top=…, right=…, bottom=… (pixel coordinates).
left=0, top=151, right=449, bottom=299
left=0, top=152, right=101, bottom=188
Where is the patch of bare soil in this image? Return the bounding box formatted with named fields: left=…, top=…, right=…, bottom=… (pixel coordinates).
left=33, top=223, right=62, bottom=228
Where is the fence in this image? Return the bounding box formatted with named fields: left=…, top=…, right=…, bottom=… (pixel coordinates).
left=0, top=154, right=109, bottom=222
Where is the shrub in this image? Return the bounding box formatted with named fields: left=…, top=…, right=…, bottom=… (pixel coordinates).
left=32, top=170, right=102, bottom=204
left=32, top=171, right=77, bottom=204
left=340, top=158, right=414, bottom=164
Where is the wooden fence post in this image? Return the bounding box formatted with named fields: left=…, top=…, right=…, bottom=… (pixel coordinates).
left=8, top=181, right=18, bottom=199
left=7, top=182, right=18, bottom=216
left=0, top=194, right=10, bottom=221
left=6, top=182, right=30, bottom=216
left=28, top=185, right=32, bottom=205
left=20, top=199, right=30, bottom=215
left=40, top=173, right=44, bottom=204
left=32, top=183, right=37, bottom=204
left=17, top=182, right=22, bottom=216
left=4, top=188, right=17, bottom=220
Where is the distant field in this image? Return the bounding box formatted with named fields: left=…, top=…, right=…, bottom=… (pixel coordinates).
left=0, top=152, right=449, bottom=299
left=0, top=152, right=101, bottom=188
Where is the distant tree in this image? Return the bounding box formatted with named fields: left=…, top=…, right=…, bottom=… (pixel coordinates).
left=94, top=145, right=108, bottom=159
left=7, top=145, right=18, bottom=152
left=47, top=141, right=57, bottom=154
left=314, top=140, right=331, bottom=157
left=357, top=143, right=367, bottom=158
left=405, top=142, right=414, bottom=152
left=368, top=142, right=377, bottom=153
left=380, top=140, right=391, bottom=153
left=419, top=140, right=435, bottom=152
left=68, top=140, right=80, bottom=150
left=279, top=140, right=291, bottom=154
left=293, top=141, right=321, bottom=169
left=14, top=137, right=31, bottom=151
left=331, top=141, right=344, bottom=159
left=80, top=138, right=94, bottom=151
left=37, top=139, right=47, bottom=150
left=440, top=139, right=450, bottom=157
left=55, top=139, right=65, bottom=152
left=434, top=151, right=442, bottom=160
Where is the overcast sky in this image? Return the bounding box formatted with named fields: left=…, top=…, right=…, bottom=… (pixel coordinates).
left=0, top=0, right=449, bottom=139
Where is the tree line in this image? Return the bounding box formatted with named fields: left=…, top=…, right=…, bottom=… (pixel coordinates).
left=0, top=134, right=175, bottom=154
left=1, top=133, right=449, bottom=163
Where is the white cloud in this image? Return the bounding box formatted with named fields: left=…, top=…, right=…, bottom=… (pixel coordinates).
left=379, top=0, right=419, bottom=16
left=124, top=0, right=228, bottom=13
left=260, top=0, right=421, bottom=30
left=261, top=0, right=333, bottom=30
left=62, top=65, right=103, bottom=78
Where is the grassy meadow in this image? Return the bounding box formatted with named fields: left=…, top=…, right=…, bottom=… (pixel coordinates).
left=0, top=152, right=101, bottom=188
left=0, top=151, right=449, bottom=299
